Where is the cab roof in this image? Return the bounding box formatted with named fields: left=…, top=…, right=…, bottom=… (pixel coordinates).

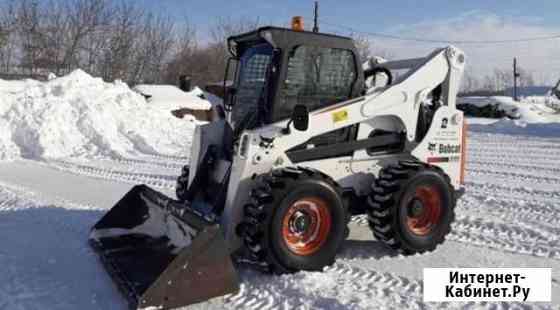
left=227, top=26, right=356, bottom=57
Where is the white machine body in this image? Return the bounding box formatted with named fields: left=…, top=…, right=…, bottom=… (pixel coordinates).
left=189, top=46, right=466, bottom=252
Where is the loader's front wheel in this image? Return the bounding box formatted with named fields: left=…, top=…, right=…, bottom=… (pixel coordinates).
left=238, top=167, right=349, bottom=274
left=176, top=165, right=189, bottom=201
left=367, top=161, right=455, bottom=254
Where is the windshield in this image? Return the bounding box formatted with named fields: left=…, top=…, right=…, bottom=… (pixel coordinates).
left=231, top=43, right=274, bottom=129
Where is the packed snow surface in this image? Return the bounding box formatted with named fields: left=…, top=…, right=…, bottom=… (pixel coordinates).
left=0, top=127, right=558, bottom=309
left=0, top=70, right=202, bottom=161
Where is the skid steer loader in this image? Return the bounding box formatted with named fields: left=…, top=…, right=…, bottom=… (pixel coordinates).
left=90, top=20, right=466, bottom=310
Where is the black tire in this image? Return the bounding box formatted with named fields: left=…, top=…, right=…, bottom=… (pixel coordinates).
left=367, top=160, right=455, bottom=254
left=237, top=167, right=349, bottom=274
left=176, top=165, right=189, bottom=201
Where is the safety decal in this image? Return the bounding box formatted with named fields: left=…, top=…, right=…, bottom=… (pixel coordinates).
left=427, top=156, right=460, bottom=163
left=332, top=109, right=349, bottom=123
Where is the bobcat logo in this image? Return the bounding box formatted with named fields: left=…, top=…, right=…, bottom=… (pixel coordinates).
left=439, top=144, right=461, bottom=154
left=428, top=143, right=437, bottom=152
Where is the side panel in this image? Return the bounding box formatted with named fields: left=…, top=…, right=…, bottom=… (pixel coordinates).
left=188, top=120, right=231, bottom=186
left=411, top=106, right=464, bottom=189
left=350, top=116, right=409, bottom=185
left=220, top=134, right=276, bottom=253
left=296, top=157, right=364, bottom=192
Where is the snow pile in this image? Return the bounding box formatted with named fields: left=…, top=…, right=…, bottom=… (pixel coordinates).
left=458, top=96, right=521, bottom=119
left=463, top=95, right=560, bottom=137
left=461, top=96, right=560, bottom=123
left=523, top=95, right=560, bottom=115
left=0, top=70, right=200, bottom=161
left=133, top=84, right=211, bottom=110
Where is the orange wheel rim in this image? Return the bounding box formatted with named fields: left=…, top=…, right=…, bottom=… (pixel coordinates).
left=406, top=186, right=442, bottom=236
left=282, top=197, right=331, bottom=256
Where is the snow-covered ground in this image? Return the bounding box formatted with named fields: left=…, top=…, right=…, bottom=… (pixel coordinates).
left=0, top=129, right=558, bottom=310
left=0, top=73, right=558, bottom=309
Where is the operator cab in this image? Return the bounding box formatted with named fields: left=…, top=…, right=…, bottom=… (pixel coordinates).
left=225, top=26, right=365, bottom=133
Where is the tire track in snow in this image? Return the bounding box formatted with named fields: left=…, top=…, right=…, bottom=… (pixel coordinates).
left=350, top=194, right=560, bottom=261
left=464, top=182, right=560, bottom=206
left=466, top=167, right=560, bottom=187
left=468, top=146, right=560, bottom=157
left=468, top=153, right=560, bottom=167
left=132, top=153, right=189, bottom=166
left=459, top=194, right=560, bottom=227
left=327, top=263, right=553, bottom=310
left=468, top=160, right=560, bottom=178
left=52, top=158, right=184, bottom=172
left=468, top=141, right=560, bottom=151
left=110, top=157, right=184, bottom=170
left=224, top=262, right=554, bottom=310
left=450, top=216, right=560, bottom=260
left=467, top=133, right=560, bottom=144
left=47, top=161, right=177, bottom=189
left=223, top=264, right=423, bottom=310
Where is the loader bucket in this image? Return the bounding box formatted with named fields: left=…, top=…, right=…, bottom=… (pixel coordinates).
left=89, top=185, right=239, bottom=310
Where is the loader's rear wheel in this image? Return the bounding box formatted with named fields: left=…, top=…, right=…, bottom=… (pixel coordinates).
left=405, top=186, right=442, bottom=236
left=367, top=161, right=455, bottom=254
left=175, top=165, right=189, bottom=201
left=237, top=167, right=349, bottom=274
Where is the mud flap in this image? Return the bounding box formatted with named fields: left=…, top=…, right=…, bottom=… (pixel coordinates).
left=89, top=185, right=239, bottom=310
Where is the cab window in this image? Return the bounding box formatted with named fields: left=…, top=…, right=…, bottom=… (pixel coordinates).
left=276, top=45, right=356, bottom=121
left=232, top=43, right=273, bottom=128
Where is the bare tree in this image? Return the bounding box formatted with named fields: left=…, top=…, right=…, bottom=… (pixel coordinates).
left=0, top=2, right=430, bottom=89
left=59, top=0, right=111, bottom=74
left=209, top=16, right=260, bottom=46
left=164, top=16, right=260, bottom=88
left=37, top=0, right=71, bottom=74
left=164, top=19, right=197, bottom=84
left=206, top=16, right=261, bottom=82
left=100, top=1, right=143, bottom=81
left=351, top=34, right=394, bottom=63
left=14, top=0, right=45, bottom=74
left=481, top=68, right=512, bottom=92
left=129, top=13, right=175, bottom=83
left=0, top=27, right=6, bottom=48
left=0, top=1, right=16, bottom=72
left=460, top=70, right=481, bottom=93
left=517, top=67, right=535, bottom=87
